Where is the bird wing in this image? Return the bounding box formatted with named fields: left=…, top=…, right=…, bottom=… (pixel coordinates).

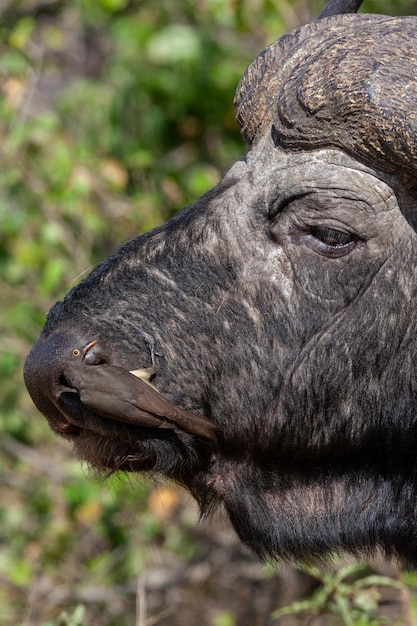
left=64, top=362, right=218, bottom=441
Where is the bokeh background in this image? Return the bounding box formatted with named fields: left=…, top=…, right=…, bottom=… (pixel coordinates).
left=1, top=1, right=417, bottom=624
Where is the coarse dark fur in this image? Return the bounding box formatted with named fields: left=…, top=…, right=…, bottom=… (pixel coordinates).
left=24, top=1, right=417, bottom=564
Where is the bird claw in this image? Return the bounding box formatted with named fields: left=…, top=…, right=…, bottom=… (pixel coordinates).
left=139, top=331, right=165, bottom=365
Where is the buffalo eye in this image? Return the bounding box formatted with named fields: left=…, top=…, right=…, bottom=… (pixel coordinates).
left=308, top=226, right=358, bottom=258
left=310, top=226, right=354, bottom=248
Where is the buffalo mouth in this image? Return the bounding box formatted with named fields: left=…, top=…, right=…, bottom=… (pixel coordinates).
left=53, top=388, right=215, bottom=478
left=45, top=389, right=175, bottom=472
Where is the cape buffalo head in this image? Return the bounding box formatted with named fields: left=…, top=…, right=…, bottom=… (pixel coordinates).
left=24, top=0, right=417, bottom=562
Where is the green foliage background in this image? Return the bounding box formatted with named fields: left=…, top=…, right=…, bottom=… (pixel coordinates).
left=1, top=1, right=417, bottom=624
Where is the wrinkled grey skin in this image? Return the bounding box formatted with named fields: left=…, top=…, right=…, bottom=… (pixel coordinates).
left=24, top=5, right=417, bottom=563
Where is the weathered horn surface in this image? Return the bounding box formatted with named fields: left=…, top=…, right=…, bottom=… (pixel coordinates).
left=317, top=0, right=363, bottom=19
left=234, top=15, right=417, bottom=195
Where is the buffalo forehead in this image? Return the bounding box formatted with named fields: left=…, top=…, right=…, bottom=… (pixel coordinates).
left=248, top=143, right=407, bottom=222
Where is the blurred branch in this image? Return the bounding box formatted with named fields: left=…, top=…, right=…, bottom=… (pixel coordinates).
left=0, top=434, right=68, bottom=481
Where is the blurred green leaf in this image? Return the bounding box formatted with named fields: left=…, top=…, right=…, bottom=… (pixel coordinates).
left=213, top=612, right=236, bottom=626
left=43, top=605, right=87, bottom=626
left=147, top=24, right=202, bottom=64
left=8, top=17, right=35, bottom=50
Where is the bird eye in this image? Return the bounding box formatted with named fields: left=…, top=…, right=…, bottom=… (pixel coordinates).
left=72, top=349, right=81, bottom=357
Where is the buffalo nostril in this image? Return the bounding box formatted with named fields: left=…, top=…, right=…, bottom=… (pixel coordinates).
left=59, top=373, right=74, bottom=389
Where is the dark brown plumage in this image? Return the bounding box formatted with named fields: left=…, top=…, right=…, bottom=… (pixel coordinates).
left=63, top=342, right=218, bottom=442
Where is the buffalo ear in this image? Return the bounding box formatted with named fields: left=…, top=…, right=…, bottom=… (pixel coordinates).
left=317, top=0, right=363, bottom=20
